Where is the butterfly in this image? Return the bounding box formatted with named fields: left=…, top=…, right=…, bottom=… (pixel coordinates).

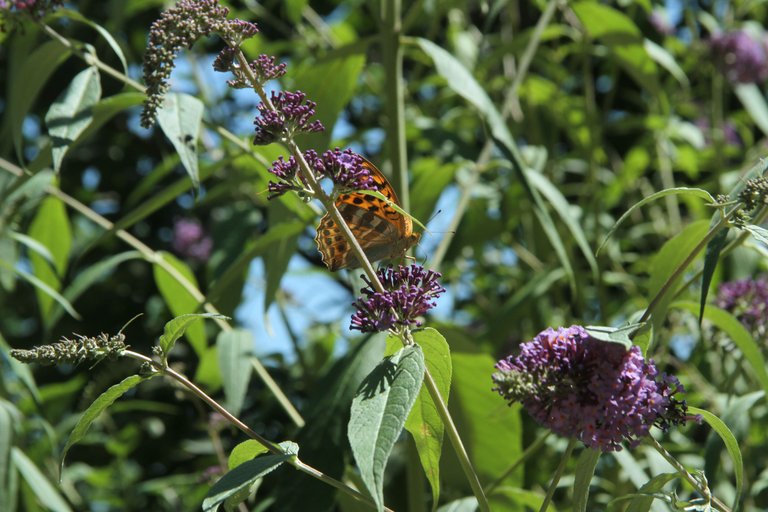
left=315, top=157, right=421, bottom=271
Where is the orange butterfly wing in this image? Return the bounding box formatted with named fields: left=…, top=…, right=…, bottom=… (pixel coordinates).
left=315, top=158, right=420, bottom=271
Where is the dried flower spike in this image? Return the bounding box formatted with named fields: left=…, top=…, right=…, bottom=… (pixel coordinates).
left=141, top=0, right=258, bottom=128
left=492, top=325, right=697, bottom=452
left=253, top=91, right=324, bottom=145
left=351, top=265, right=445, bottom=333
left=11, top=332, right=127, bottom=366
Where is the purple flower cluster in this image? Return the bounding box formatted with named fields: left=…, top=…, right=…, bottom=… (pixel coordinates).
left=716, top=276, right=768, bottom=339
left=253, top=91, right=324, bottom=145
left=710, top=30, right=768, bottom=84
left=172, top=218, right=213, bottom=262
left=141, top=0, right=233, bottom=128
left=0, top=0, right=62, bottom=18
left=267, top=148, right=377, bottom=199
left=492, top=326, right=695, bottom=452
left=351, top=265, right=445, bottom=333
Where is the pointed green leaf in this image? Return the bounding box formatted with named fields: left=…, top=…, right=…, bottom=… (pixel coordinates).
left=647, top=220, right=710, bottom=351
left=415, top=37, right=577, bottom=293
left=572, top=2, right=658, bottom=93
left=673, top=301, right=768, bottom=396
left=597, top=188, right=714, bottom=256
left=735, top=83, right=768, bottom=138
left=7, top=40, right=71, bottom=160
left=47, top=251, right=142, bottom=329
left=61, top=374, right=148, bottom=472
left=745, top=224, right=768, bottom=246
left=0, top=403, right=11, bottom=512
left=700, top=228, right=728, bottom=322
left=152, top=252, right=206, bottom=356
left=228, top=440, right=269, bottom=470
left=406, top=328, right=451, bottom=509
left=291, top=53, right=366, bottom=151
left=157, top=92, right=203, bottom=188
left=525, top=169, right=598, bottom=276
left=202, top=441, right=298, bottom=512
left=0, top=259, right=78, bottom=319
left=28, top=196, right=72, bottom=318
left=158, top=313, right=228, bottom=360
left=12, top=447, right=73, bottom=512
left=584, top=324, right=642, bottom=349
left=348, top=345, right=426, bottom=511
left=45, top=66, right=101, bottom=173
left=56, top=8, right=128, bottom=73
left=9, top=231, right=55, bottom=266
left=573, top=448, right=600, bottom=512
left=621, top=472, right=679, bottom=512
left=689, top=407, right=743, bottom=510
left=217, top=329, right=253, bottom=416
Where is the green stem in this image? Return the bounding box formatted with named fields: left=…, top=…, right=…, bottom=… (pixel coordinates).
left=428, top=0, right=560, bottom=271
left=422, top=366, right=490, bottom=511
left=0, top=156, right=306, bottom=428
left=123, top=350, right=388, bottom=511
left=538, top=438, right=576, bottom=512
left=637, top=210, right=732, bottom=325
left=485, top=430, right=551, bottom=494
left=644, top=436, right=731, bottom=512
left=380, top=0, right=409, bottom=212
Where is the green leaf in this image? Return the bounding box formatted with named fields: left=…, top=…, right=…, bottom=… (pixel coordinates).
left=525, top=169, right=598, bottom=276
left=745, top=224, right=768, bottom=246
left=673, top=301, right=768, bottom=396
left=622, top=473, right=679, bottom=512
left=202, top=441, right=298, bottom=512
left=56, top=8, right=128, bottom=73
left=217, top=329, right=254, bottom=417
left=9, top=231, right=55, bottom=266
left=597, top=188, right=714, bottom=256
left=47, top=251, right=142, bottom=329
left=405, top=328, right=452, bottom=509
left=571, top=2, right=658, bottom=93
left=152, top=252, right=206, bottom=356
left=0, top=253, right=79, bottom=321
left=61, top=374, right=148, bottom=472
left=45, top=66, right=101, bottom=173
left=6, top=40, right=71, bottom=160
left=647, top=220, right=710, bottom=350
left=156, top=92, right=203, bottom=188
left=348, top=345, right=426, bottom=511
left=643, top=39, right=689, bottom=87
left=158, top=313, right=228, bottom=361
left=13, top=447, right=73, bottom=512
left=688, top=406, right=743, bottom=510
left=573, top=448, right=600, bottom=512
left=584, top=324, right=642, bottom=348
left=700, top=228, right=728, bottom=322
left=444, top=353, right=522, bottom=487
left=415, top=37, right=577, bottom=294
left=228, top=440, right=269, bottom=470
left=291, top=53, right=366, bottom=151
left=28, top=196, right=72, bottom=318
left=0, top=403, right=11, bottom=512
left=263, top=201, right=301, bottom=312
left=735, top=83, right=768, bottom=138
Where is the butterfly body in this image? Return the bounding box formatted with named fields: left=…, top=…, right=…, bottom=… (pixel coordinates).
left=315, top=158, right=420, bottom=271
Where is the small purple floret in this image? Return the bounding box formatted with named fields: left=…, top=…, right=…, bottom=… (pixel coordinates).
left=492, top=325, right=697, bottom=452
left=318, top=148, right=376, bottom=191
left=253, top=91, right=324, bottom=145
left=351, top=265, right=445, bottom=333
